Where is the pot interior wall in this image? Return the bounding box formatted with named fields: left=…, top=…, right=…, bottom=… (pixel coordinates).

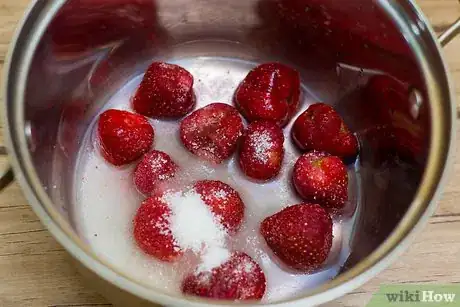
left=23, top=0, right=429, bottom=300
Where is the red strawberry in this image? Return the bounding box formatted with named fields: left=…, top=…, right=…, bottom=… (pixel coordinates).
left=133, top=196, right=182, bottom=261
left=180, top=103, right=244, bottom=163
left=239, top=121, right=284, bottom=180
left=132, top=62, right=195, bottom=118
left=133, top=150, right=178, bottom=196
left=194, top=180, right=245, bottom=233
left=292, top=151, right=348, bottom=214
left=260, top=203, right=333, bottom=272
left=98, top=109, right=154, bottom=166
left=291, top=103, right=358, bottom=159
left=50, top=0, right=158, bottom=55
left=364, top=75, right=425, bottom=160
left=182, top=252, right=266, bottom=300
left=235, top=63, right=300, bottom=127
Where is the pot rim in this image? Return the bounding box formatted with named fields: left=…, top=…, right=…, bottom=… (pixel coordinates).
left=2, top=0, right=456, bottom=306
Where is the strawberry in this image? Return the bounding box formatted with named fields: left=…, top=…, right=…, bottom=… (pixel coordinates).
left=133, top=196, right=182, bottom=261
left=180, top=103, right=244, bottom=163
left=364, top=75, right=425, bottom=161
left=182, top=252, right=266, bottom=300
left=132, top=62, right=195, bottom=118
left=291, top=103, right=358, bottom=159
left=49, top=0, right=158, bottom=55
left=98, top=109, right=154, bottom=166
left=292, top=151, right=348, bottom=214
left=271, top=0, right=410, bottom=57
left=239, top=121, right=284, bottom=180
left=260, top=203, right=333, bottom=272
left=194, top=180, right=245, bottom=233
left=133, top=150, right=178, bottom=196
left=235, top=63, right=300, bottom=127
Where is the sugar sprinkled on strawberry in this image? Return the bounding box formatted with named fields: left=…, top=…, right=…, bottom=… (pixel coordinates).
left=133, top=180, right=246, bottom=270
left=239, top=121, right=284, bottom=180
left=291, top=103, right=358, bottom=159
left=161, top=189, right=229, bottom=256
left=197, top=246, right=231, bottom=273
left=292, top=151, right=348, bottom=214
left=97, top=109, right=154, bottom=166
left=133, top=196, right=182, bottom=262
left=133, top=150, right=177, bottom=196
left=182, top=252, right=266, bottom=301
left=260, top=203, right=333, bottom=273
left=194, top=180, right=245, bottom=233
left=251, top=131, right=272, bottom=164
left=235, top=62, right=300, bottom=127
left=180, top=103, right=244, bottom=163
left=132, top=62, right=195, bottom=118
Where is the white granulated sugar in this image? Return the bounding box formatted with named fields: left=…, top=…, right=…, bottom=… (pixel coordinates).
left=155, top=219, right=171, bottom=236
left=244, top=261, right=254, bottom=273
left=161, top=189, right=230, bottom=272
left=214, top=189, right=228, bottom=200
left=162, top=190, right=227, bottom=253
left=250, top=131, right=272, bottom=163
left=149, top=155, right=169, bottom=180
left=197, top=246, right=230, bottom=273
left=233, top=257, right=255, bottom=275
left=150, top=155, right=167, bottom=170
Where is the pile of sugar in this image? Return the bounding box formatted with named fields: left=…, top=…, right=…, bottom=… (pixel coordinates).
left=161, top=189, right=230, bottom=272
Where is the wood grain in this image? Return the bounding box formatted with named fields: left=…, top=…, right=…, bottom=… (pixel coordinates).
left=1, top=1, right=460, bottom=306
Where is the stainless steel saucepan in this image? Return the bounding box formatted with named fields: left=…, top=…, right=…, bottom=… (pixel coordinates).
left=2, top=0, right=460, bottom=306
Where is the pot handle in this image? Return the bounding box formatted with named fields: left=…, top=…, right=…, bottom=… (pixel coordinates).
left=439, top=17, right=460, bottom=47
left=439, top=15, right=460, bottom=117
left=0, top=146, right=14, bottom=191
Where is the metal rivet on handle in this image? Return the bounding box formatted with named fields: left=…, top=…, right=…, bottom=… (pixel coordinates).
left=409, top=88, right=423, bottom=119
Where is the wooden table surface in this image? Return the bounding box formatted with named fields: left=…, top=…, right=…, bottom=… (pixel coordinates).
left=1, top=1, right=459, bottom=306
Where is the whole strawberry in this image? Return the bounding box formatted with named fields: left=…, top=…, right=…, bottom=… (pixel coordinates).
left=133, top=150, right=178, bottom=196
left=235, top=63, right=300, bottom=127
left=292, top=151, right=348, bottom=214
left=132, top=62, right=195, bottom=118
left=194, top=180, right=245, bottom=233
left=260, top=203, right=333, bottom=273
left=98, top=109, right=154, bottom=166
left=133, top=196, right=182, bottom=261
left=291, top=103, right=358, bottom=159
left=180, top=103, right=244, bottom=163
left=239, top=121, right=284, bottom=180
left=182, top=252, right=266, bottom=300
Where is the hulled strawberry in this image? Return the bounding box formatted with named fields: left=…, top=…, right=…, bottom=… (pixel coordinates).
left=182, top=252, right=266, bottom=300
left=239, top=121, right=284, bottom=180
left=133, top=150, right=178, bottom=196
left=133, top=196, right=182, bottom=261
left=292, top=151, right=348, bottom=214
left=180, top=103, right=244, bottom=163
left=260, top=203, right=333, bottom=272
left=235, top=63, right=300, bottom=126
left=98, top=109, right=154, bottom=166
left=132, top=62, right=195, bottom=118
left=194, top=180, right=245, bottom=233
left=292, top=103, right=358, bottom=159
